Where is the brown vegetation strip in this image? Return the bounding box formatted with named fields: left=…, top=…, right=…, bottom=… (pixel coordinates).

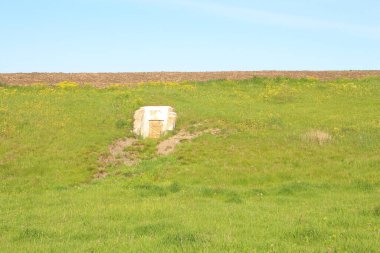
left=157, top=128, right=220, bottom=156
left=98, top=138, right=139, bottom=167
left=1, top=71, right=380, bottom=87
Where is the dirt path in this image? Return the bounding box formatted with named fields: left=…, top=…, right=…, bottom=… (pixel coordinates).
left=95, top=128, right=220, bottom=179
left=157, top=129, right=220, bottom=155
left=99, top=137, right=139, bottom=165
left=1, top=71, right=380, bottom=87
left=96, top=137, right=138, bottom=177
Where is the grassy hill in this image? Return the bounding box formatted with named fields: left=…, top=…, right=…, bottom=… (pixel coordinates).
left=1, top=78, right=379, bottom=252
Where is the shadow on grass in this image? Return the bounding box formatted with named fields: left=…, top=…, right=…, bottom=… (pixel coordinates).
left=133, top=182, right=181, bottom=197
left=200, top=187, right=243, bottom=204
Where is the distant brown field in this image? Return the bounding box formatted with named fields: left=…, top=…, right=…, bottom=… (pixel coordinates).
left=1, top=71, right=380, bottom=87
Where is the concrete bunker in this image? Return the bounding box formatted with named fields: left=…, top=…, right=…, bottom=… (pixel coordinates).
left=133, top=106, right=177, bottom=139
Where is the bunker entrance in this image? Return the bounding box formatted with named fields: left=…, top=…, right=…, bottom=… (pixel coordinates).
left=148, top=120, right=164, bottom=139
left=133, top=106, right=177, bottom=139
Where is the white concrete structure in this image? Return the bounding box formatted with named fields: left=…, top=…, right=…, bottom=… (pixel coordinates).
left=133, top=106, right=177, bottom=139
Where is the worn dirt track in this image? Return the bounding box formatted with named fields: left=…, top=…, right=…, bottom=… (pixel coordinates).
left=1, top=71, right=380, bottom=87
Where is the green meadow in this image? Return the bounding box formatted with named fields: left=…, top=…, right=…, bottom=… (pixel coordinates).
left=0, top=78, right=379, bottom=252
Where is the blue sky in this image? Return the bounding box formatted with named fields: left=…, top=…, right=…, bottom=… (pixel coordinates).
left=1, top=0, right=379, bottom=72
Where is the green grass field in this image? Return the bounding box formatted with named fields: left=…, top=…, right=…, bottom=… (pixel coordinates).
left=1, top=78, right=379, bottom=252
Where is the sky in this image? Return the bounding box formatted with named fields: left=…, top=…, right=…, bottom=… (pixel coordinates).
left=1, top=0, right=380, bottom=72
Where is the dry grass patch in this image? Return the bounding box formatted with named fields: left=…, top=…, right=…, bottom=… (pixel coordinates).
left=302, top=130, right=332, bottom=145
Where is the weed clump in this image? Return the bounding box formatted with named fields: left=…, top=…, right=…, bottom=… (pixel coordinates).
left=374, top=206, right=380, bottom=216
left=290, top=227, right=324, bottom=243
left=115, top=119, right=129, bottom=129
